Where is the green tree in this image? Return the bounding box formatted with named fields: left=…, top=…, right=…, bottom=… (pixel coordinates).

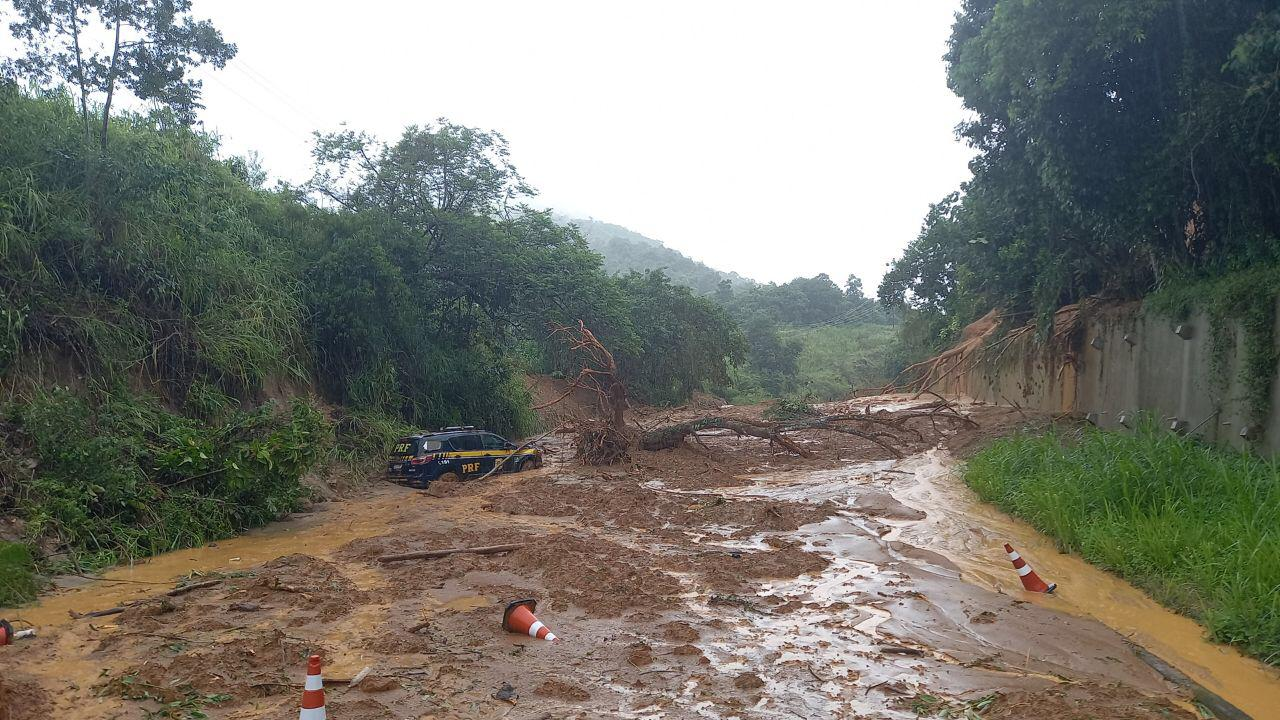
left=881, top=0, right=1280, bottom=333
left=615, top=270, right=746, bottom=404
left=4, top=0, right=236, bottom=148
left=743, top=316, right=802, bottom=394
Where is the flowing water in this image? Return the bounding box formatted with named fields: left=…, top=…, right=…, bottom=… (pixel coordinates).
left=3, top=491, right=413, bottom=629
left=704, top=449, right=1280, bottom=719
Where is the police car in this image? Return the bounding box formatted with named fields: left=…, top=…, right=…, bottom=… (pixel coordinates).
left=386, top=426, right=543, bottom=489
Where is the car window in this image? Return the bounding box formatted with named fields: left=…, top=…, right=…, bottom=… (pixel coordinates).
left=452, top=434, right=481, bottom=451
left=420, top=439, right=443, bottom=454
left=481, top=433, right=506, bottom=450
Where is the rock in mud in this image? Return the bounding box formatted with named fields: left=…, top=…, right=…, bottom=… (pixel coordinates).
left=357, top=676, right=399, bottom=693
left=627, top=643, right=654, bottom=666
left=535, top=679, right=590, bottom=701
left=492, top=682, right=518, bottom=702
left=660, top=621, right=700, bottom=643
left=733, top=672, right=765, bottom=690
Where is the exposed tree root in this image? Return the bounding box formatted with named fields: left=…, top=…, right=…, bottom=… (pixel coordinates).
left=574, top=422, right=633, bottom=465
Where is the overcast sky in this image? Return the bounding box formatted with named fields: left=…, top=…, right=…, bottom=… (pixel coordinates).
left=189, top=0, right=973, bottom=288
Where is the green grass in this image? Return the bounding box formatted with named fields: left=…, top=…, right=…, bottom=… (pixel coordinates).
left=783, top=323, right=899, bottom=401
left=0, top=541, right=38, bottom=606
left=965, top=421, right=1280, bottom=665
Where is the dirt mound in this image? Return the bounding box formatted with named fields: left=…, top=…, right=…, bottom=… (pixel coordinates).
left=982, top=687, right=1194, bottom=719
left=484, top=473, right=836, bottom=536
left=513, top=533, right=682, bottom=616
left=102, top=628, right=316, bottom=705
left=526, top=374, right=604, bottom=425
left=850, top=490, right=926, bottom=520
left=888, top=308, right=1004, bottom=393
left=667, top=545, right=829, bottom=593
left=535, top=678, right=591, bottom=701
left=0, top=672, right=49, bottom=720
left=207, top=554, right=375, bottom=623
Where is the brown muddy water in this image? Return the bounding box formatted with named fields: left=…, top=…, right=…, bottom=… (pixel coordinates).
left=4, top=443, right=1278, bottom=718
left=696, top=450, right=1280, bottom=719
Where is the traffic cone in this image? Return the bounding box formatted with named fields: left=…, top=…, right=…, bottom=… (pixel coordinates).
left=1004, top=543, right=1056, bottom=593
left=502, top=599, right=558, bottom=642
left=298, top=654, right=326, bottom=720
left=0, top=619, right=31, bottom=646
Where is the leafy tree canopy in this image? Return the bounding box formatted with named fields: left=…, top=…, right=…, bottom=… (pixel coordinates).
left=4, top=0, right=235, bottom=148
left=880, top=1, right=1280, bottom=344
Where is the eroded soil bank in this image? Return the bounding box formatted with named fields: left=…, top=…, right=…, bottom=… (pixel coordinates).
left=2, top=399, right=1276, bottom=719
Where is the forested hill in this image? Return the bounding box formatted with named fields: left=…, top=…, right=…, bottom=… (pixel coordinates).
left=559, top=215, right=750, bottom=295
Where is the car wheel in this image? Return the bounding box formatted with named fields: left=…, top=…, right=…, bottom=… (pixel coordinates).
left=437, top=471, right=461, bottom=483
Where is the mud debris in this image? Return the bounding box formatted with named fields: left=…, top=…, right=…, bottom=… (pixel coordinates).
left=0, top=400, right=1219, bottom=719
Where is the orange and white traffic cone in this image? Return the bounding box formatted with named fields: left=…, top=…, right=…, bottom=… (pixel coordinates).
left=502, top=599, right=558, bottom=642
left=298, top=654, right=326, bottom=720
left=1004, top=543, right=1056, bottom=593
left=0, top=619, right=34, bottom=645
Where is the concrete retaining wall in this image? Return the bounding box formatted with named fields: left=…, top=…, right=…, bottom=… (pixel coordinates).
left=934, top=301, right=1280, bottom=453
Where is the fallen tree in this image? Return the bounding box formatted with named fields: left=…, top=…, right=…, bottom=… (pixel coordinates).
left=541, top=322, right=976, bottom=463
left=639, top=417, right=810, bottom=455
left=638, top=400, right=975, bottom=459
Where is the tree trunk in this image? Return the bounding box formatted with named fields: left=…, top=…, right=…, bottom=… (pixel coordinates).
left=69, top=2, right=91, bottom=142
left=99, top=9, right=123, bottom=152
left=639, top=417, right=809, bottom=456
left=609, top=378, right=627, bottom=431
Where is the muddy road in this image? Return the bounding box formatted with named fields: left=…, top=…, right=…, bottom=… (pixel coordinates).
left=3, top=399, right=1278, bottom=719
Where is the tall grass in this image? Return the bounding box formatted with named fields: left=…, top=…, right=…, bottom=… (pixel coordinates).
left=966, top=421, right=1280, bottom=665
left=784, top=323, right=900, bottom=400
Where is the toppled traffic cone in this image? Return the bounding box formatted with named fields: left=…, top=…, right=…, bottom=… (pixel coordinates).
left=298, top=654, right=326, bottom=720
left=1004, top=543, right=1056, bottom=593
left=0, top=619, right=35, bottom=646
left=502, top=599, right=558, bottom=642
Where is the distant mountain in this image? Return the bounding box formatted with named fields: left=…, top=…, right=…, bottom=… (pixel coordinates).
left=558, top=215, right=750, bottom=295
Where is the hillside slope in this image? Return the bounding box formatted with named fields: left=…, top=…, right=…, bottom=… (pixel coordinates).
left=559, top=215, right=749, bottom=294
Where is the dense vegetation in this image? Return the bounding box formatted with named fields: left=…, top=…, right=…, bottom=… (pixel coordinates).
left=879, top=1, right=1280, bottom=351
left=715, top=274, right=897, bottom=399
left=967, top=422, right=1280, bottom=665
left=0, top=80, right=746, bottom=602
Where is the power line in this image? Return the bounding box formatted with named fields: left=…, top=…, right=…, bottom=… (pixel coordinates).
left=789, top=302, right=884, bottom=329
left=205, top=72, right=310, bottom=138
left=229, top=59, right=325, bottom=129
